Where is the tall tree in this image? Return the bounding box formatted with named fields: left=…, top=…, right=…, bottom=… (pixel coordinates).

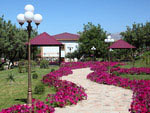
left=78, top=22, right=108, bottom=58
left=0, top=16, right=38, bottom=68
left=121, top=22, right=150, bottom=53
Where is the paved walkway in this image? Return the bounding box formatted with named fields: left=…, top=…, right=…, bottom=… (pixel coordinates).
left=55, top=68, right=133, bottom=113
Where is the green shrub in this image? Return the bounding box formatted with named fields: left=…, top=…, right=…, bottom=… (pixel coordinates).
left=141, top=51, right=150, bottom=67
left=18, top=60, right=37, bottom=73
left=0, top=59, right=4, bottom=70
left=25, top=60, right=37, bottom=72
left=18, top=60, right=27, bottom=73
left=32, top=73, right=38, bottom=79
left=0, top=64, right=4, bottom=70
left=85, top=57, right=92, bottom=61
left=40, top=60, right=49, bottom=69
left=6, top=73, right=15, bottom=85
left=34, top=83, right=45, bottom=94
left=113, top=64, right=121, bottom=68
left=112, top=71, right=120, bottom=76
left=51, top=68, right=55, bottom=72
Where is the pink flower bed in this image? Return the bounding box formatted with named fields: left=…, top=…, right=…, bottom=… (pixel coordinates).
left=117, top=67, right=150, bottom=75
left=42, top=63, right=88, bottom=107
left=0, top=99, right=55, bottom=113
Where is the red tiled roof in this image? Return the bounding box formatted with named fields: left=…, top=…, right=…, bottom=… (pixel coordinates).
left=29, top=32, right=62, bottom=46
left=109, top=39, right=136, bottom=49
left=53, top=32, right=80, bottom=41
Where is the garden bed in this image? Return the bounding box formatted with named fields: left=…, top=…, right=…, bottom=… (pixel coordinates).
left=1, top=61, right=150, bottom=113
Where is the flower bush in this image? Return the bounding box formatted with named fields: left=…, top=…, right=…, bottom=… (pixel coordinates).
left=0, top=99, right=55, bottom=113
left=117, top=67, right=150, bottom=75
left=42, top=64, right=87, bottom=107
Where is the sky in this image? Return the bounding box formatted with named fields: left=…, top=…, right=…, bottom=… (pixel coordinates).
left=0, top=0, right=150, bottom=35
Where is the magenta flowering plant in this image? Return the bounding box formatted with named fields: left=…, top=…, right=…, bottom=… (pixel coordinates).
left=42, top=65, right=87, bottom=107
left=116, top=67, right=150, bottom=75
left=0, top=99, right=55, bottom=113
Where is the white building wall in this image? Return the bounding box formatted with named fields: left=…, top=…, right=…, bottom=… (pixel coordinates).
left=42, top=41, right=79, bottom=58
left=43, top=47, right=59, bottom=57
left=60, top=41, right=79, bottom=56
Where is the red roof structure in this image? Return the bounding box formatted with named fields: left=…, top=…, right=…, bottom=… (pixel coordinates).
left=53, top=32, right=80, bottom=41
left=109, top=39, right=136, bottom=49
left=29, top=32, right=63, bottom=46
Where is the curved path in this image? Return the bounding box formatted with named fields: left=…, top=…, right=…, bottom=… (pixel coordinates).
left=55, top=68, right=133, bottom=113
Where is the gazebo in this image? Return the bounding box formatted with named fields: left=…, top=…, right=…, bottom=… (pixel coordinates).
left=28, top=32, right=63, bottom=65
left=109, top=39, right=136, bottom=49
left=109, top=39, right=136, bottom=63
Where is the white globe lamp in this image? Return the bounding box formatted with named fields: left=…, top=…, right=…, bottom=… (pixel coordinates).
left=24, top=4, right=34, bottom=12
left=24, top=11, right=34, bottom=22
left=33, top=14, right=43, bottom=25
left=17, top=14, right=25, bottom=25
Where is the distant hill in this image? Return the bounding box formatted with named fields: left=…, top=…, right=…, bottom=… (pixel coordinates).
left=111, top=33, right=123, bottom=41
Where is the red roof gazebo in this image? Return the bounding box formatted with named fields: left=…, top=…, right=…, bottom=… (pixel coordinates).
left=109, top=39, right=136, bottom=49
left=109, top=39, right=136, bottom=64
left=28, top=32, right=63, bottom=65
left=29, top=32, right=63, bottom=46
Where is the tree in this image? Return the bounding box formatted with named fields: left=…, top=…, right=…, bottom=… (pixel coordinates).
left=78, top=22, right=108, bottom=59
left=0, top=16, right=38, bottom=68
left=121, top=22, right=150, bottom=53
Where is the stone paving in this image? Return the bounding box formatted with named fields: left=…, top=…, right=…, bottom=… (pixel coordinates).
left=55, top=68, right=133, bottom=113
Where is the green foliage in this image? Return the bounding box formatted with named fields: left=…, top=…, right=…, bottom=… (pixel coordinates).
left=34, top=83, right=45, bottom=94
left=85, top=57, right=92, bottom=61
left=112, top=71, right=120, bottom=76
left=6, top=73, right=15, bottom=84
left=32, top=73, right=38, bottom=79
left=40, top=60, right=49, bottom=69
left=18, top=60, right=27, bottom=73
left=65, top=50, right=82, bottom=60
left=50, top=68, right=55, bottom=72
left=0, top=16, right=38, bottom=68
left=141, top=51, right=150, bottom=67
left=0, top=60, right=4, bottom=70
left=121, top=22, right=150, bottom=53
left=78, top=22, right=108, bottom=59
left=18, top=60, right=37, bottom=73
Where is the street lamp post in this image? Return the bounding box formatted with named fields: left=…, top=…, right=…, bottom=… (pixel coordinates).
left=67, top=47, right=73, bottom=62
left=17, top=4, right=42, bottom=106
left=91, top=46, right=96, bottom=61
left=104, top=35, right=114, bottom=74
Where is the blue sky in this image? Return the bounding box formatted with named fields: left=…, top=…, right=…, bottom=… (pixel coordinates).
left=0, top=0, right=150, bottom=35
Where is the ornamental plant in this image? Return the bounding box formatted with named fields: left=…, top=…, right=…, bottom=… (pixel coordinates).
left=42, top=65, right=87, bottom=107
left=0, top=99, right=55, bottom=113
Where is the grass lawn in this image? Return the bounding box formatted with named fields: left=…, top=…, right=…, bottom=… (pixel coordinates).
left=120, top=74, right=150, bottom=80
left=0, top=66, right=59, bottom=110
left=120, top=60, right=149, bottom=68
left=119, top=60, right=150, bottom=80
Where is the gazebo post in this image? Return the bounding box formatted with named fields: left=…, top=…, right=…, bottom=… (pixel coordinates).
left=59, top=46, right=61, bottom=65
